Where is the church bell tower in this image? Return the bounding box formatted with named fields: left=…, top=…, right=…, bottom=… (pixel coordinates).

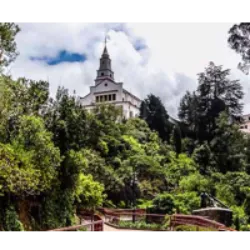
left=95, top=36, right=114, bottom=85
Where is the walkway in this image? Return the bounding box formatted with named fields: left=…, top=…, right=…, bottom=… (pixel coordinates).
left=103, top=223, right=149, bottom=231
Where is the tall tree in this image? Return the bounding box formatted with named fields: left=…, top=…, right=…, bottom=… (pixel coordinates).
left=0, top=23, right=20, bottom=70
left=45, top=86, right=88, bottom=154
left=179, top=62, right=244, bottom=143
left=210, top=112, right=246, bottom=173
left=140, top=94, right=172, bottom=142
left=228, top=23, right=250, bottom=74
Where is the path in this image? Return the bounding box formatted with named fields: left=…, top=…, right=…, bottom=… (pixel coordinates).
left=103, top=223, right=149, bottom=231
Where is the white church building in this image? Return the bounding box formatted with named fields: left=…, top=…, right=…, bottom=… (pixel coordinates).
left=80, top=40, right=141, bottom=119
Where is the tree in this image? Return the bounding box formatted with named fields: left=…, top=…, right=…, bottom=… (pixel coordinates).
left=170, top=125, right=182, bottom=157
left=197, top=62, right=243, bottom=117
left=210, top=112, right=246, bottom=173
left=165, top=152, right=197, bottom=190
left=0, top=23, right=20, bottom=70
left=76, top=173, right=105, bottom=211
left=228, top=23, right=250, bottom=74
left=213, top=171, right=250, bottom=206
left=83, top=148, right=123, bottom=194
left=45, top=86, right=88, bottom=154
left=179, top=173, right=212, bottom=194
left=150, top=193, right=175, bottom=214
left=140, top=94, right=172, bottom=142
left=0, top=115, right=60, bottom=198
left=192, top=143, right=212, bottom=175
left=0, top=76, right=50, bottom=143
left=11, top=115, right=61, bottom=194
left=178, top=91, right=199, bottom=134
left=179, top=62, right=244, bottom=144
left=150, top=192, right=200, bottom=215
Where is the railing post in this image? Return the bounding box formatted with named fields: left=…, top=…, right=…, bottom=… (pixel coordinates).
left=91, top=211, right=94, bottom=231
left=133, top=208, right=136, bottom=223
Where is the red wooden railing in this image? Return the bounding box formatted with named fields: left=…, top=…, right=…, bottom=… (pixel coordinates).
left=101, top=208, right=236, bottom=231
left=100, top=208, right=146, bottom=214
left=102, top=208, right=166, bottom=226
left=170, top=214, right=235, bottom=231
left=48, top=219, right=104, bottom=231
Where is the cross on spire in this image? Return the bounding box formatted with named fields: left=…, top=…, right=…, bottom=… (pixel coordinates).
left=105, top=34, right=107, bottom=46
left=103, top=34, right=109, bottom=55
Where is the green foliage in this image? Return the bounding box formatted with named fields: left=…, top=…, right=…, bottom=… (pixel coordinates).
left=0, top=23, right=20, bottom=69
left=165, top=152, right=197, bottom=189
left=210, top=112, right=246, bottom=173
left=140, top=94, right=172, bottom=142
left=175, top=225, right=216, bottom=231
left=103, top=199, right=116, bottom=208
left=76, top=173, right=105, bottom=210
left=118, top=220, right=168, bottom=231
left=151, top=192, right=200, bottom=215
left=151, top=193, right=175, bottom=214
left=41, top=189, right=76, bottom=230
left=174, top=192, right=200, bottom=214
left=241, top=224, right=250, bottom=231
left=137, top=199, right=153, bottom=209
left=0, top=115, right=60, bottom=197
left=213, top=171, right=250, bottom=206
left=1, top=23, right=250, bottom=231
left=170, top=125, right=182, bottom=156
left=3, top=206, right=24, bottom=231
left=117, top=201, right=126, bottom=208
left=77, top=226, right=87, bottom=231
left=179, top=62, right=243, bottom=144
left=192, top=143, right=212, bottom=174
left=179, top=173, right=211, bottom=193
left=231, top=205, right=248, bottom=230
left=12, top=115, right=61, bottom=192
left=228, top=23, right=250, bottom=74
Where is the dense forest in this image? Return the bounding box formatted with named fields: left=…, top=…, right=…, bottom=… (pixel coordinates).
left=1, top=22, right=250, bottom=231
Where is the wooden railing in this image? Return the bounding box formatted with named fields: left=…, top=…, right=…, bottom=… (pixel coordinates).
left=101, top=208, right=236, bottom=231
left=170, top=214, right=236, bottom=231
left=102, top=208, right=166, bottom=227
left=48, top=219, right=104, bottom=231
left=48, top=213, right=104, bottom=231
left=100, top=208, right=146, bottom=215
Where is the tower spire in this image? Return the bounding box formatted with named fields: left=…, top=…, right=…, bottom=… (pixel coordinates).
left=95, top=34, right=114, bottom=84
left=103, top=34, right=108, bottom=55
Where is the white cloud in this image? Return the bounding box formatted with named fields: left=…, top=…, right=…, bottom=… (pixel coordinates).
left=9, top=23, right=250, bottom=117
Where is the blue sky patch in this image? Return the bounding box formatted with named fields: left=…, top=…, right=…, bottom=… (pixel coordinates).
left=133, top=38, right=147, bottom=51
left=30, top=50, right=87, bottom=65
left=108, top=23, right=127, bottom=33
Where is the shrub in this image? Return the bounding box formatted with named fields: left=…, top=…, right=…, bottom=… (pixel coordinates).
left=150, top=193, right=175, bottom=214
left=175, top=225, right=216, bottom=231
left=149, top=192, right=200, bottom=215
left=77, top=226, right=87, bottom=231
left=118, top=220, right=168, bottom=231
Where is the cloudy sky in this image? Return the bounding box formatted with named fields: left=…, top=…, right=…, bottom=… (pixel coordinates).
left=9, top=23, right=250, bottom=118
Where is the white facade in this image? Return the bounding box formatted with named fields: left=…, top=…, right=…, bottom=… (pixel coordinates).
left=80, top=41, right=141, bottom=119
left=240, top=114, right=250, bottom=134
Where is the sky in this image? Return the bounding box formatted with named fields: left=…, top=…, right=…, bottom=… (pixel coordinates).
left=9, top=23, right=250, bottom=118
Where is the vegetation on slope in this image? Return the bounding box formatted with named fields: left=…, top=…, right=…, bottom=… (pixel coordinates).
left=1, top=22, right=250, bottom=231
